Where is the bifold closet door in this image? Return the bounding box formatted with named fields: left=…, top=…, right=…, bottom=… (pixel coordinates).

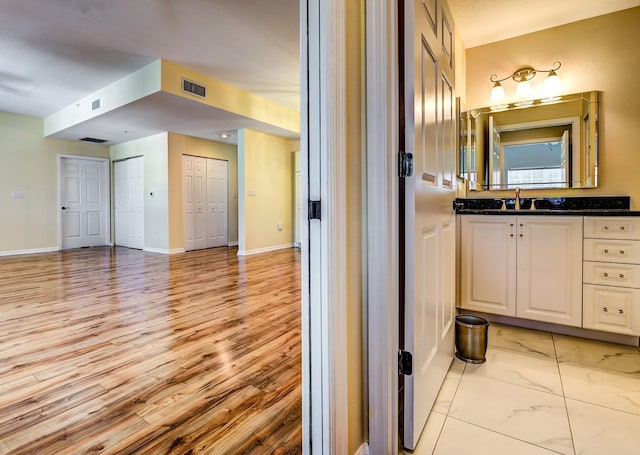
left=114, top=156, right=144, bottom=249
left=184, top=155, right=228, bottom=251
left=206, top=159, right=228, bottom=248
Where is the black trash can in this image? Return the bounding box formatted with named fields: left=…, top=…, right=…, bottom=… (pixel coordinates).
left=455, top=314, right=489, bottom=364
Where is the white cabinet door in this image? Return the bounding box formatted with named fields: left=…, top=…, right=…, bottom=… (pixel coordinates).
left=460, top=215, right=517, bottom=316
left=516, top=216, right=583, bottom=326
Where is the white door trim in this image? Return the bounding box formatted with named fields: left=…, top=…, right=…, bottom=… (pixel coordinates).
left=57, top=154, right=111, bottom=250
left=365, top=1, right=400, bottom=453
left=303, top=0, right=349, bottom=453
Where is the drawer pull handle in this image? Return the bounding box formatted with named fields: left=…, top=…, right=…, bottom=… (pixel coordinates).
left=621, top=226, right=626, bottom=231
left=603, top=226, right=610, bottom=230
left=602, top=249, right=627, bottom=256
left=619, top=309, right=625, bottom=315
left=619, top=273, right=625, bottom=279
left=603, top=307, right=608, bottom=312
left=603, top=272, right=609, bottom=277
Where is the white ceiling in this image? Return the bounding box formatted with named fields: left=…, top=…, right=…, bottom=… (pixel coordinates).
left=1, top=0, right=638, bottom=145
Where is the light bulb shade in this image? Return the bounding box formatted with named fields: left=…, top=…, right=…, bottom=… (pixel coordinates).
left=490, top=82, right=506, bottom=105
left=543, top=71, right=562, bottom=99
left=515, top=80, right=532, bottom=100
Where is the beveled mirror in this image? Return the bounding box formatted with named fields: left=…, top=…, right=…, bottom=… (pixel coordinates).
left=459, top=91, right=598, bottom=191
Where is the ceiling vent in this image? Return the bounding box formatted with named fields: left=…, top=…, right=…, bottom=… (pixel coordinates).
left=182, top=78, right=206, bottom=98
left=79, top=137, right=108, bottom=144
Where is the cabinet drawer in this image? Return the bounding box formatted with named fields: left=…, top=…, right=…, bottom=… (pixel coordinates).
left=583, top=284, right=640, bottom=336
left=583, top=238, right=640, bottom=264
left=584, top=217, right=640, bottom=240
left=583, top=261, right=640, bottom=288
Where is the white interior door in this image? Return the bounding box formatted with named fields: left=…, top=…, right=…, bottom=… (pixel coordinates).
left=184, top=155, right=229, bottom=251
left=206, top=158, right=228, bottom=248
left=114, top=157, right=144, bottom=249
left=183, top=155, right=196, bottom=251
left=402, top=0, right=456, bottom=449
left=59, top=156, right=109, bottom=249
left=193, top=157, right=207, bottom=250
left=294, top=151, right=301, bottom=247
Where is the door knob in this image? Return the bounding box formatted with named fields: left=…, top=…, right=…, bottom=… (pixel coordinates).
left=61, top=206, right=67, bottom=210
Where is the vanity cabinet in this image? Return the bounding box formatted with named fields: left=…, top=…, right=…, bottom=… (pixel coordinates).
left=460, top=215, right=583, bottom=326
left=583, top=217, right=640, bottom=335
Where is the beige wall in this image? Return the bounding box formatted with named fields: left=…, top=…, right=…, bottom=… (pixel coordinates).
left=237, top=129, right=295, bottom=254
left=464, top=7, right=640, bottom=208
left=167, top=133, right=239, bottom=250
left=345, top=0, right=364, bottom=452
left=0, top=111, right=109, bottom=254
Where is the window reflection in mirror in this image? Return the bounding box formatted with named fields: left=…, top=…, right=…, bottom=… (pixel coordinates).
left=459, top=91, right=598, bottom=191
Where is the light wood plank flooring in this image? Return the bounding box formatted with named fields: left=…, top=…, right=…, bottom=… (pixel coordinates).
left=0, top=246, right=302, bottom=454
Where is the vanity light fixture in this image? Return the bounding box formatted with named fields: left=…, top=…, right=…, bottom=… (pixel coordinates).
left=219, top=133, right=230, bottom=139
left=489, top=61, right=562, bottom=107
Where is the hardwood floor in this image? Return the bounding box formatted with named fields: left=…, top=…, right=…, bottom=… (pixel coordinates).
left=0, top=246, right=302, bottom=454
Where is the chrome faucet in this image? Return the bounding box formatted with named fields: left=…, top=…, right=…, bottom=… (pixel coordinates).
left=514, top=187, right=521, bottom=210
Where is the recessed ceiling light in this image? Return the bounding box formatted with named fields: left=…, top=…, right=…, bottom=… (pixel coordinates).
left=220, top=133, right=230, bottom=139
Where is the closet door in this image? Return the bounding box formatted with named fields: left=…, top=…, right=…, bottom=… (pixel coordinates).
left=114, top=156, right=144, bottom=249
left=184, top=155, right=228, bottom=251
left=206, top=159, right=228, bottom=248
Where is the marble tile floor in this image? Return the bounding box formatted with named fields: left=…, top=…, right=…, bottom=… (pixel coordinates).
left=407, top=323, right=640, bottom=455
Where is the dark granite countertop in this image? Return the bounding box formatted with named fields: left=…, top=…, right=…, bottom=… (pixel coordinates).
left=454, top=196, right=640, bottom=216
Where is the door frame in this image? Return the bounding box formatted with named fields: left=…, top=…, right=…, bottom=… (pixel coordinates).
left=365, top=1, right=400, bottom=453
left=304, top=0, right=399, bottom=453
left=57, top=154, right=111, bottom=250
left=303, top=0, right=349, bottom=452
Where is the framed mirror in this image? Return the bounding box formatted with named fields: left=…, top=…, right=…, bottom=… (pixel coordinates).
left=459, top=91, right=598, bottom=191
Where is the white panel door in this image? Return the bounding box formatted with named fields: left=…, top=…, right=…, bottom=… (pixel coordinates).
left=193, top=157, right=207, bottom=250
left=206, top=158, right=228, bottom=248
left=114, top=157, right=144, bottom=249
left=402, top=0, right=457, bottom=449
left=184, top=155, right=229, bottom=251
left=60, top=157, right=109, bottom=249
left=183, top=155, right=196, bottom=252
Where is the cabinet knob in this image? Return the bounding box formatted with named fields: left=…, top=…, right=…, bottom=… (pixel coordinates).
left=620, top=250, right=626, bottom=255
left=603, top=307, right=608, bottom=312
left=603, top=249, right=609, bottom=254
left=603, top=272, right=609, bottom=277
left=619, top=309, right=625, bottom=315
left=619, top=273, right=625, bottom=279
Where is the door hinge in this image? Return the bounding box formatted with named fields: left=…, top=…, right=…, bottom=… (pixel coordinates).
left=399, top=152, right=414, bottom=178
left=398, top=350, right=413, bottom=376
left=308, top=200, right=321, bottom=220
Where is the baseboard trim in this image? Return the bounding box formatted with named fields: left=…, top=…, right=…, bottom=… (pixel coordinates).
left=143, top=247, right=185, bottom=255
left=0, top=246, right=59, bottom=257
left=355, top=443, right=369, bottom=455
left=237, top=243, right=294, bottom=256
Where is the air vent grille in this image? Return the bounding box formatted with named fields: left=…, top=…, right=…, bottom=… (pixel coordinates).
left=79, top=137, right=108, bottom=144
left=182, top=79, right=206, bottom=98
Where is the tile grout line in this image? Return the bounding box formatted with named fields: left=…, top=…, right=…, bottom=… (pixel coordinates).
left=553, top=333, right=577, bottom=455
